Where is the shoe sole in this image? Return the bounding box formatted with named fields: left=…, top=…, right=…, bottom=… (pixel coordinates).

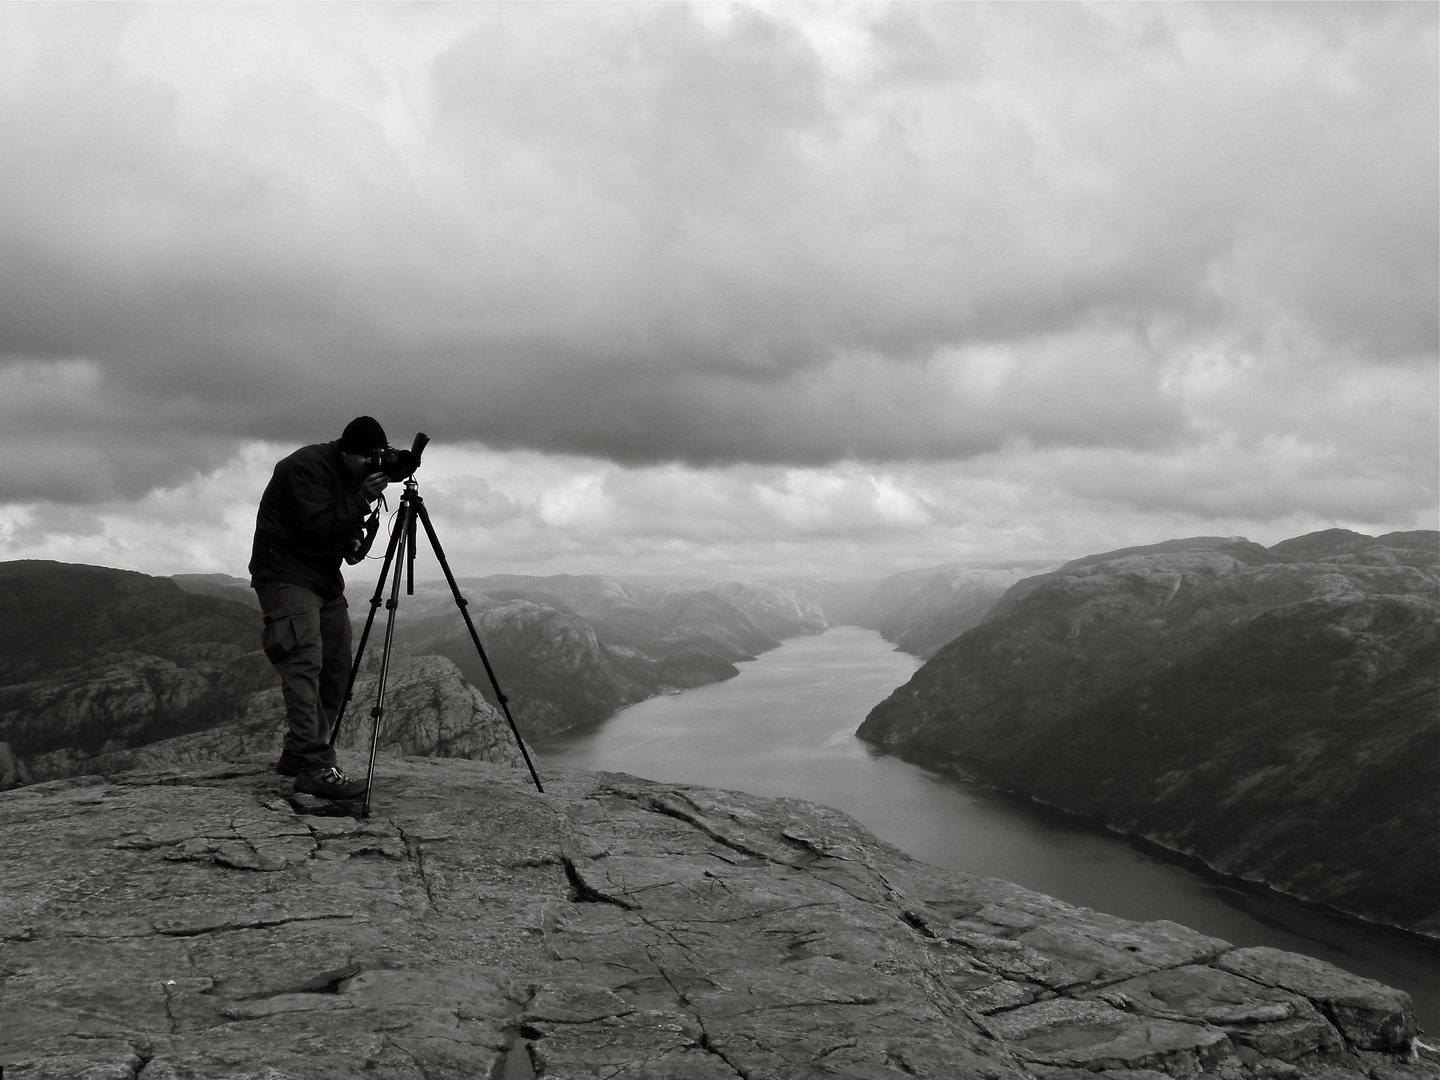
left=293, top=778, right=368, bottom=800
left=294, top=787, right=367, bottom=800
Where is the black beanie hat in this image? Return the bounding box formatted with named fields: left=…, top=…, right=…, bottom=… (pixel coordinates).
left=338, top=416, right=387, bottom=454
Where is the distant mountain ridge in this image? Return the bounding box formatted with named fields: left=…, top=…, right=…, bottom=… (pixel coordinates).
left=363, top=572, right=826, bottom=736
left=857, top=563, right=1055, bottom=657
left=858, top=529, right=1440, bottom=936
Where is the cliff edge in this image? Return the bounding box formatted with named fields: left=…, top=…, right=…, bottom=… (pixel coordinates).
left=2, top=755, right=1432, bottom=1079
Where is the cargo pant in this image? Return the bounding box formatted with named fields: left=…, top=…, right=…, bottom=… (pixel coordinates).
left=254, top=581, right=352, bottom=772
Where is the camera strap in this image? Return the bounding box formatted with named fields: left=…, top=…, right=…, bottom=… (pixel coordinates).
left=344, top=505, right=382, bottom=565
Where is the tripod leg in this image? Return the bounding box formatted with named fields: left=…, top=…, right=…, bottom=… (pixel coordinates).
left=330, top=506, right=407, bottom=749
left=413, top=497, right=545, bottom=793
left=361, top=496, right=413, bottom=816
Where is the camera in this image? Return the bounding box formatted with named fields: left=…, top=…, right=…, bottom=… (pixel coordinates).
left=367, top=432, right=430, bottom=482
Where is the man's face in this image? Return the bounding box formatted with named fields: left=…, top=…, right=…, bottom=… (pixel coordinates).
left=341, top=451, right=372, bottom=479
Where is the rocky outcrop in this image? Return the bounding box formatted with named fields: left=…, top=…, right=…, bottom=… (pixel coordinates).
left=858, top=530, right=1440, bottom=936
left=1, top=756, right=1429, bottom=1079
left=0, top=563, right=275, bottom=765
left=393, top=597, right=654, bottom=739
left=18, top=653, right=524, bottom=783
left=0, top=646, right=277, bottom=765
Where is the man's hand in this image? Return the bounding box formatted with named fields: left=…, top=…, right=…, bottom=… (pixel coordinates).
left=361, top=472, right=389, bottom=501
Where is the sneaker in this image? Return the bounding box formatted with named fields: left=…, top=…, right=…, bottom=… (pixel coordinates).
left=276, top=749, right=305, bottom=776
left=295, top=767, right=368, bottom=801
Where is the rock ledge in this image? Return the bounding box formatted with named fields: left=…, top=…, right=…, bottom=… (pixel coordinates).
left=1, top=756, right=1430, bottom=1079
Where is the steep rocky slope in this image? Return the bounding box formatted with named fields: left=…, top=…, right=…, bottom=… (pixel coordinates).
left=0, top=562, right=268, bottom=761
left=390, top=595, right=654, bottom=739
left=860, top=564, right=1053, bottom=657
left=1, top=561, right=257, bottom=689
left=1, top=755, right=1429, bottom=1079
left=18, top=653, right=523, bottom=785
left=858, top=530, right=1440, bottom=936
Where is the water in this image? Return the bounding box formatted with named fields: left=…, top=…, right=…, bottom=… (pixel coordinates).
left=534, top=626, right=1438, bottom=1031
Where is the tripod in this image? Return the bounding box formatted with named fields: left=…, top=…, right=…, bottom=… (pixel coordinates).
left=328, top=476, right=544, bottom=815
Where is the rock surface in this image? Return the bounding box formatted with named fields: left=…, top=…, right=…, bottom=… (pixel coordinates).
left=1, top=756, right=1428, bottom=1079
left=858, top=530, right=1440, bottom=935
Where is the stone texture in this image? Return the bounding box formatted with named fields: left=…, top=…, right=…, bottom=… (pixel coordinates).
left=1, top=756, right=1427, bottom=1079
left=1215, top=947, right=1418, bottom=1052
left=1085, top=965, right=1345, bottom=1061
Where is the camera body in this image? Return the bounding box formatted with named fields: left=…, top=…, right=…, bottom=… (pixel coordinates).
left=366, top=432, right=430, bottom=482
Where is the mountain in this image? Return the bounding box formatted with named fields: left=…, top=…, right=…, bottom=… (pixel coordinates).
left=857, top=530, right=1440, bottom=936
left=381, top=573, right=824, bottom=737
left=464, top=573, right=825, bottom=643
left=859, top=563, right=1054, bottom=657
left=170, top=572, right=262, bottom=610
left=169, top=569, right=822, bottom=738
left=786, top=564, right=1053, bottom=658
left=1, top=561, right=257, bottom=689
left=0, top=562, right=266, bottom=760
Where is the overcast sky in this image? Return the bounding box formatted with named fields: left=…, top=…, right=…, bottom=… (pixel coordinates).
left=0, top=2, right=1434, bottom=584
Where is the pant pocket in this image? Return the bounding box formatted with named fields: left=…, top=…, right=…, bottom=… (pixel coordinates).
left=261, top=607, right=309, bottom=663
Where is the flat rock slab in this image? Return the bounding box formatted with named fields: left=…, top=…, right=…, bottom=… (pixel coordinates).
left=1215, top=947, right=1417, bottom=1052
left=0, top=756, right=1428, bottom=1079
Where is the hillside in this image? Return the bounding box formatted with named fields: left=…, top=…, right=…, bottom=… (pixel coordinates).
left=858, top=563, right=1052, bottom=657
left=0, top=562, right=268, bottom=762
left=858, top=530, right=1440, bottom=936
left=384, top=573, right=824, bottom=736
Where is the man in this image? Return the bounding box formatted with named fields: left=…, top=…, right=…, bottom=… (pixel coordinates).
left=249, top=416, right=390, bottom=800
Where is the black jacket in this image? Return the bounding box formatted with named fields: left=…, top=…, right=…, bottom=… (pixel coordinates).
left=248, top=442, right=371, bottom=600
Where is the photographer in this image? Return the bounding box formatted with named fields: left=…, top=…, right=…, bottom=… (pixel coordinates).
left=248, top=416, right=390, bottom=800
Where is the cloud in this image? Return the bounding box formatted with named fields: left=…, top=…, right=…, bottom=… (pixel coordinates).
left=0, top=3, right=1431, bottom=578
left=2, top=437, right=1429, bottom=586
left=0, top=5, right=1432, bottom=484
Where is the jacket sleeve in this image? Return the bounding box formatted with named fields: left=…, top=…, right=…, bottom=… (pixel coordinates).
left=284, top=456, right=370, bottom=547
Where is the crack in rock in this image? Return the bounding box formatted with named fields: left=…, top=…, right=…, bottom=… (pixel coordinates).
left=562, top=856, right=637, bottom=909
left=152, top=912, right=354, bottom=937
left=397, top=826, right=441, bottom=914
